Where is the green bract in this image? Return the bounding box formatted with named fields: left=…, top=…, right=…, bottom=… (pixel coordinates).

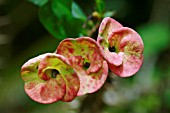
left=21, top=53, right=79, bottom=104
left=56, top=37, right=108, bottom=96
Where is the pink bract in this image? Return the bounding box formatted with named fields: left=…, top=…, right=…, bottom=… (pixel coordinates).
left=38, top=54, right=80, bottom=102
left=56, top=37, right=108, bottom=96
left=97, top=17, right=144, bottom=77
left=21, top=53, right=79, bottom=104
left=97, top=17, right=124, bottom=66
left=97, top=17, right=123, bottom=43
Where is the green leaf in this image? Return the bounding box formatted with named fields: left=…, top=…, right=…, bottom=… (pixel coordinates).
left=52, top=0, right=72, bottom=19
left=71, top=2, right=86, bottom=21
left=39, top=3, right=67, bottom=39
left=28, top=0, right=48, bottom=7
left=95, top=0, right=104, bottom=13
left=62, top=17, right=84, bottom=37
left=39, top=0, right=85, bottom=40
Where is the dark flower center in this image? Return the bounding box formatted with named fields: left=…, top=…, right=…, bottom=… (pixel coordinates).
left=51, top=69, right=60, bottom=78
left=83, top=61, right=90, bottom=70
left=109, top=46, right=116, bottom=52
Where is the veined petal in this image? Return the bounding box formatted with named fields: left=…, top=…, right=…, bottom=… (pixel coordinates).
left=38, top=53, right=80, bottom=102
left=21, top=53, right=66, bottom=104
left=56, top=37, right=108, bottom=95
left=108, top=27, right=144, bottom=77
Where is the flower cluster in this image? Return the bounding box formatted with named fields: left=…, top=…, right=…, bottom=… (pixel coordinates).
left=21, top=17, right=144, bottom=104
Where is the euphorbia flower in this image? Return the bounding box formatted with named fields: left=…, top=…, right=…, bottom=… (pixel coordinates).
left=97, top=17, right=144, bottom=77
left=56, top=37, right=108, bottom=96
left=21, top=53, right=79, bottom=104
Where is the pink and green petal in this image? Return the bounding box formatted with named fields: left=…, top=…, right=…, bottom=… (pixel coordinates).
left=56, top=37, right=108, bottom=96
left=97, top=17, right=123, bottom=50
left=21, top=53, right=51, bottom=82
left=108, top=27, right=144, bottom=77
left=25, top=76, right=66, bottom=104
left=21, top=53, right=66, bottom=104
left=103, top=49, right=124, bottom=66
left=97, top=17, right=144, bottom=77
left=38, top=53, right=80, bottom=102
left=76, top=60, right=108, bottom=96
left=97, top=17, right=124, bottom=66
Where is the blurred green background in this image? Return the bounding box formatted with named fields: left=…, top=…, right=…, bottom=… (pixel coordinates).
left=0, top=0, right=170, bottom=113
